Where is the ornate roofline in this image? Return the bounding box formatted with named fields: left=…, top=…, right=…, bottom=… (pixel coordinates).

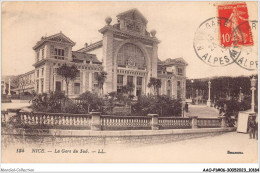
left=33, top=32, right=76, bottom=50
left=116, top=8, right=148, bottom=24
left=99, top=26, right=160, bottom=44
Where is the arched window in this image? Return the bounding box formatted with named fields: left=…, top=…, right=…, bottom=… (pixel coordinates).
left=117, top=43, right=145, bottom=69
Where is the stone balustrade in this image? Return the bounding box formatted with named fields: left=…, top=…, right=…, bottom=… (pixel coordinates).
left=197, top=117, right=221, bottom=128
left=158, top=117, right=192, bottom=129
left=19, top=112, right=92, bottom=130
left=101, top=115, right=151, bottom=130
left=1, top=110, right=226, bottom=131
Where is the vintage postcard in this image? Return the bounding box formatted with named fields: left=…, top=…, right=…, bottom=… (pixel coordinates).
left=1, top=1, right=258, bottom=166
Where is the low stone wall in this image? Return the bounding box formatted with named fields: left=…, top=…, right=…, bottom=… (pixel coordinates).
left=2, top=127, right=235, bottom=146
left=2, top=110, right=228, bottom=131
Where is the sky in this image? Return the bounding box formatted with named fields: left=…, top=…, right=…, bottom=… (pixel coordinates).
left=1, top=1, right=258, bottom=79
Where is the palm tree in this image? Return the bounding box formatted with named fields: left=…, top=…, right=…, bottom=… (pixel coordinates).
left=148, top=77, right=162, bottom=95
left=96, top=71, right=107, bottom=96
left=57, top=64, right=79, bottom=96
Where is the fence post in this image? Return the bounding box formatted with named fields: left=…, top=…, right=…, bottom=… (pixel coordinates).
left=189, top=116, right=198, bottom=129
left=218, top=116, right=227, bottom=128
left=90, top=112, right=101, bottom=131
left=148, top=114, right=159, bottom=130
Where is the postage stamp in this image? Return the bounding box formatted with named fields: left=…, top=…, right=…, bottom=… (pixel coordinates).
left=218, top=3, right=253, bottom=47
left=194, top=2, right=257, bottom=71
left=193, top=17, right=241, bottom=67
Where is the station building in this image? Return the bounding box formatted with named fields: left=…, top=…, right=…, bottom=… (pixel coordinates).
left=14, top=9, right=188, bottom=99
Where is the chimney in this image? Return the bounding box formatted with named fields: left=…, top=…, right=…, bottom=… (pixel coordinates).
left=85, top=43, right=88, bottom=48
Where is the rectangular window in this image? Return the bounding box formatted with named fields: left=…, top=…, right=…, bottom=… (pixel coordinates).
left=167, top=90, right=171, bottom=96
left=117, top=75, right=123, bottom=85
left=127, top=76, right=133, bottom=85
left=136, top=88, right=142, bottom=97
left=56, top=81, right=61, bottom=91
left=137, top=77, right=142, bottom=86
left=168, top=80, right=171, bottom=87
left=41, top=80, right=44, bottom=93
left=177, top=81, right=181, bottom=90
left=42, top=49, right=44, bottom=59
left=117, top=75, right=123, bottom=93
left=74, top=83, right=80, bottom=95
left=36, top=80, right=39, bottom=93
left=178, top=68, right=183, bottom=75
left=42, top=68, right=44, bottom=77
left=37, top=70, right=39, bottom=78
left=54, top=48, right=65, bottom=60
left=37, top=52, right=40, bottom=61
left=93, top=72, right=98, bottom=80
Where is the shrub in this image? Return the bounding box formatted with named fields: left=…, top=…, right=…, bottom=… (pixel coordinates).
left=63, top=99, right=82, bottom=114
left=31, top=91, right=66, bottom=113
left=132, top=95, right=182, bottom=116
left=78, top=91, right=104, bottom=113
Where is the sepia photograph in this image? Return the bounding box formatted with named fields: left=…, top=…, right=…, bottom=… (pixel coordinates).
left=0, top=1, right=258, bottom=169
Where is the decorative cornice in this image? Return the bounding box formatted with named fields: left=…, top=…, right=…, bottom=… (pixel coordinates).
left=99, top=26, right=160, bottom=44
left=33, top=32, right=76, bottom=50
left=33, top=59, right=47, bottom=68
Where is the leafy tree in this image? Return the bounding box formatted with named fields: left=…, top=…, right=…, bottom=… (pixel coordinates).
left=95, top=71, right=107, bottom=96
left=11, top=77, right=19, bottom=89
left=148, top=77, right=162, bottom=95
left=78, top=91, right=103, bottom=113
left=106, top=91, right=117, bottom=113
left=57, top=64, right=79, bottom=96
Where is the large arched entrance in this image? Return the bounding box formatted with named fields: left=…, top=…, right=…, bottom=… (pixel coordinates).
left=115, top=42, right=148, bottom=96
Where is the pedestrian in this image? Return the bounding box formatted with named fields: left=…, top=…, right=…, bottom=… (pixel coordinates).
left=219, top=106, right=225, bottom=116
left=255, top=116, right=258, bottom=140
left=248, top=116, right=257, bottom=139
left=185, top=102, right=189, bottom=112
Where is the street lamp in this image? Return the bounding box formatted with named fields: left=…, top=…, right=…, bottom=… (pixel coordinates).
left=207, top=81, right=211, bottom=107
left=238, top=87, right=242, bottom=102
left=8, top=78, right=11, bottom=96
left=191, top=79, right=194, bottom=99
left=250, top=76, right=257, bottom=113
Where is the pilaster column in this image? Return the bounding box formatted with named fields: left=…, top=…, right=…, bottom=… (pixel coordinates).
left=89, top=72, right=92, bottom=92
left=142, top=77, right=145, bottom=95
left=123, top=75, right=127, bottom=86
left=189, top=116, right=198, bottom=128
left=82, top=71, right=86, bottom=93
left=164, top=80, right=167, bottom=95
left=53, top=75, right=56, bottom=92
left=133, top=76, right=136, bottom=96
left=39, top=79, right=42, bottom=94
left=91, top=112, right=101, bottom=131
left=148, top=114, right=159, bottom=130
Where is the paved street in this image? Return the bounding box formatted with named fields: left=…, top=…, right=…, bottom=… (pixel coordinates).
left=184, top=104, right=219, bottom=118
left=3, top=131, right=256, bottom=163
left=1, top=100, right=30, bottom=111
left=108, top=131, right=258, bottom=163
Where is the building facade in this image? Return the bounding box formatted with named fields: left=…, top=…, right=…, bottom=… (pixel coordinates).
left=15, top=9, right=188, bottom=99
